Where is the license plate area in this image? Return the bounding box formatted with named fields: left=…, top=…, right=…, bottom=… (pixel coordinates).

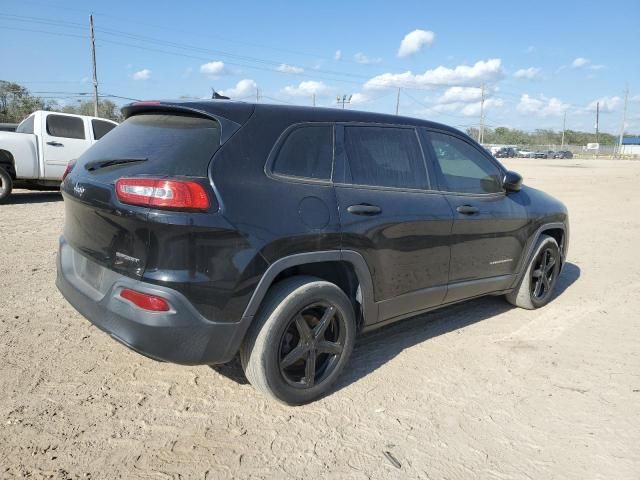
left=78, top=254, right=105, bottom=292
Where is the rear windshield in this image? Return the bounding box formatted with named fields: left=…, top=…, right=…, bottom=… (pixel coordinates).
left=76, top=113, right=221, bottom=177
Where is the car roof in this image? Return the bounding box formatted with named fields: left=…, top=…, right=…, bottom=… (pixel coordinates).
left=122, top=100, right=465, bottom=135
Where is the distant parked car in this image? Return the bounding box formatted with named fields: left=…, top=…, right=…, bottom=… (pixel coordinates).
left=518, top=149, right=535, bottom=158
left=534, top=150, right=555, bottom=159
left=495, top=147, right=518, bottom=158
left=553, top=150, right=573, bottom=159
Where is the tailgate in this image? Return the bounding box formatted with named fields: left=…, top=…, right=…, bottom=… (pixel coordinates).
left=61, top=112, right=222, bottom=278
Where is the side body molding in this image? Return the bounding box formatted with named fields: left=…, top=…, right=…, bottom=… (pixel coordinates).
left=241, top=250, right=378, bottom=324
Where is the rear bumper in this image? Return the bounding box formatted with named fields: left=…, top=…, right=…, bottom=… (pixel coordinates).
left=55, top=237, right=252, bottom=365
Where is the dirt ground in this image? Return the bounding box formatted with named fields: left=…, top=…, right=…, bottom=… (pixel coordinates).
left=1, top=158, right=639, bottom=479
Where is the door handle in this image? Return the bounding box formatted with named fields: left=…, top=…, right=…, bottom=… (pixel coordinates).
left=456, top=205, right=479, bottom=214
left=347, top=204, right=382, bottom=215
left=47, top=141, right=63, bottom=147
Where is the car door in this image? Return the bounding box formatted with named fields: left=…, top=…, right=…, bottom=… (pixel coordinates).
left=421, top=128, right=530, bottom=303
left=334, top=124, right=453, bottom=325
left=42, top=114, right=89, bottom=179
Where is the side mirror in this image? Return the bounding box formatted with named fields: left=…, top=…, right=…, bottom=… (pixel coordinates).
left=503, top=171, right=522, bottom=192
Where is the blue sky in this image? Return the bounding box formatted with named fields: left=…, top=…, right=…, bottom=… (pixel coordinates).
left=1, top=0, right=639, bottom=134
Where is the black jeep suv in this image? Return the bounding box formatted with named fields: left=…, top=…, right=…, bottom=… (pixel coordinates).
left=57, top=101, right=569, bottom=404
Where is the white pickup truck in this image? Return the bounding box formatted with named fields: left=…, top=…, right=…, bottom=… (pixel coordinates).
left=0, top=110, right=118, bottom=202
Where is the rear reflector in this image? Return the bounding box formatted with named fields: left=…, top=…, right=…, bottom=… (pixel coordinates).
left=115, top=177, right=209, bottom=211
left=120, top=288, right=171, bottom=312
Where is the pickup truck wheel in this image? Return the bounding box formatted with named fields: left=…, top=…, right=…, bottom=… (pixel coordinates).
left=0, top=167, right=13, bottom=203
left=506, top=234, right=560, bottom=309
left=240, top=276, right=356, bottom=405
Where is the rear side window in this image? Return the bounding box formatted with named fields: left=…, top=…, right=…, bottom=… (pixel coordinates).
left=272, top=125, right=333, bottom=180
left=428, top=131, right=503, bottom=194
left=16, top=115, right=35, bottom=134
left=343, top=126, right=427, bottom=189
left=46, top=114, right=86, bottom=139
left=76, top=113, right=221, bottom=177
left=92, top=119, right=117, bottom=140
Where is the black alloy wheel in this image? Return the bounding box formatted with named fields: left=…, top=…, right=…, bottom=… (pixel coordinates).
left=278, top=302, right=346, bottom=388
left=530, top=246, right=557, bottom=301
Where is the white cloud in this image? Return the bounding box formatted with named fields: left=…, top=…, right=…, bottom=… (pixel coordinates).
left=526, top=45, right=536, bottom=53
left=132, top=68, right=151, bottom=80
left=334, top=49, right=342, bottom=61
left=429, top=97, right=503, bottom=117
left=517, top=94, right=569, bottom=117
left=436, top=86, right=483, bottom=104
left=587, top=96, right=621, bottom=113
left=398, top=29, right=435, bottom=57
left=349, top=93, right=369, bottom=105
left=277, top=64, right=304, bottom=74
left=282, top=80, right=331, bottom=97
left=364, top=58, right=503, bottom=90
left=353, top=52, right=382, bottom=64
left=200, top=61, right=226, bottom=78
left=590, top=64, right=605, bottom=70
left=219, top=79, right=257, bottom=98
left=514, top=67, right=540, bottom=79
left=571, top=57, right=589, bottom=68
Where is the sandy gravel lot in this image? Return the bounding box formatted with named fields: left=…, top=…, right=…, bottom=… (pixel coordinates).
left=1, top=158, right=639, bottom=479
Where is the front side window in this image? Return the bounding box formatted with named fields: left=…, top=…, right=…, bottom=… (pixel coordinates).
left=343, top=126, right=427, bottom=189
left=16, top=115, right=35, bottom=134
left=428, top=131, right=503, bottom=194
left=92, top=119, right=117, bottom=140
left=272, top=125, right=333, bottom=180
left=46, top=114, right=86, bottom=139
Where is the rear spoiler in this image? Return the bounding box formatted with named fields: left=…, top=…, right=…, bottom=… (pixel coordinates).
left=121, top=101, right=254, bottom=144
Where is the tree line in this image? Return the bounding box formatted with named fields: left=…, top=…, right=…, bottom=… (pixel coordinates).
left=466, top=126, right=618, bottom=146
left=0, top=80, right=121, bottom=124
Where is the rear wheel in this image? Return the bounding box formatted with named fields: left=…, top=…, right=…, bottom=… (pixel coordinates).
left=0, top=167, right=13, bottom=203
left=241, top=276, right=356, bottom=405
left=506, top=235, right=561, bottom=309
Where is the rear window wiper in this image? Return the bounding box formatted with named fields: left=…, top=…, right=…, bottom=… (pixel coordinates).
left=85, top=157, right=148, bottom=171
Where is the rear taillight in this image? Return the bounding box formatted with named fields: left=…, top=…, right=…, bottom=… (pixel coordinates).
left=62, top=160, right=76, bottom=181
left=120, top=288, right=171, bottom=312
left=115, top=177, right=210, bottom=211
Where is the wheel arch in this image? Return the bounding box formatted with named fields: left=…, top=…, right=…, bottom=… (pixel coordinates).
left=242, top=250, right=378, bottom=328
left=512, top=222, right=567, bottom=288
left=0, top=149, right=16, bottom=179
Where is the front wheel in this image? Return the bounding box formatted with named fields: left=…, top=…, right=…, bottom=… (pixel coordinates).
left=0, top=167, right=13, bottom=203
left=241, top=276, right=356, bottom=405
left=506, top=235, right=561, bottom=309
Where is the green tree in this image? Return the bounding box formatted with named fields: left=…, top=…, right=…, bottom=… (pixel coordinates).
left=0, top=80, right=56, bottom=123
left=59, top=99, right=122, bottom=122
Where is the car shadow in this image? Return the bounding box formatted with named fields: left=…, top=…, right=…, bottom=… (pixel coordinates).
left=3, top=191, right=62, bottom=204
left=211, top=262, right=581, bottom=393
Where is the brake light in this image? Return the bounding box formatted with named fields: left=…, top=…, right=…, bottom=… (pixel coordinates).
left=120, top=288, right=171, bottom=312
left=62, top=160, right=75, bottom=181
left=115, top=178, right=210, bottom=211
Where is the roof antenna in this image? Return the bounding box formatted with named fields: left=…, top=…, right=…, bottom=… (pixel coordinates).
left=211, top=88, right=229, bottom=100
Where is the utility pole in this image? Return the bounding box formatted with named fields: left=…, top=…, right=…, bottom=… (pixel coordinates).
left=312, top=93, right=316, bottom=107
left=618, top=86, right=629, bottom=158
left=395, top=88, right=401, bottom=115
left=478, top=84, right=486, bottom=144
left=256, top=87, right=260, bottom=103
left=595, top=101, right=599, bottom=143
left=336, top=94, right=352, bottom=109
left=89, top=15, right=99, bottom=117
left=561, top=111, right=566, bottom=148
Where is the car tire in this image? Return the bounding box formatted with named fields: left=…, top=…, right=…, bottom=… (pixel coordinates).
left=506, top=234, right=561, bottom=310
left=0, top=167, right=13, bottom=203
left=240, top=276, right=356, bottom=405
